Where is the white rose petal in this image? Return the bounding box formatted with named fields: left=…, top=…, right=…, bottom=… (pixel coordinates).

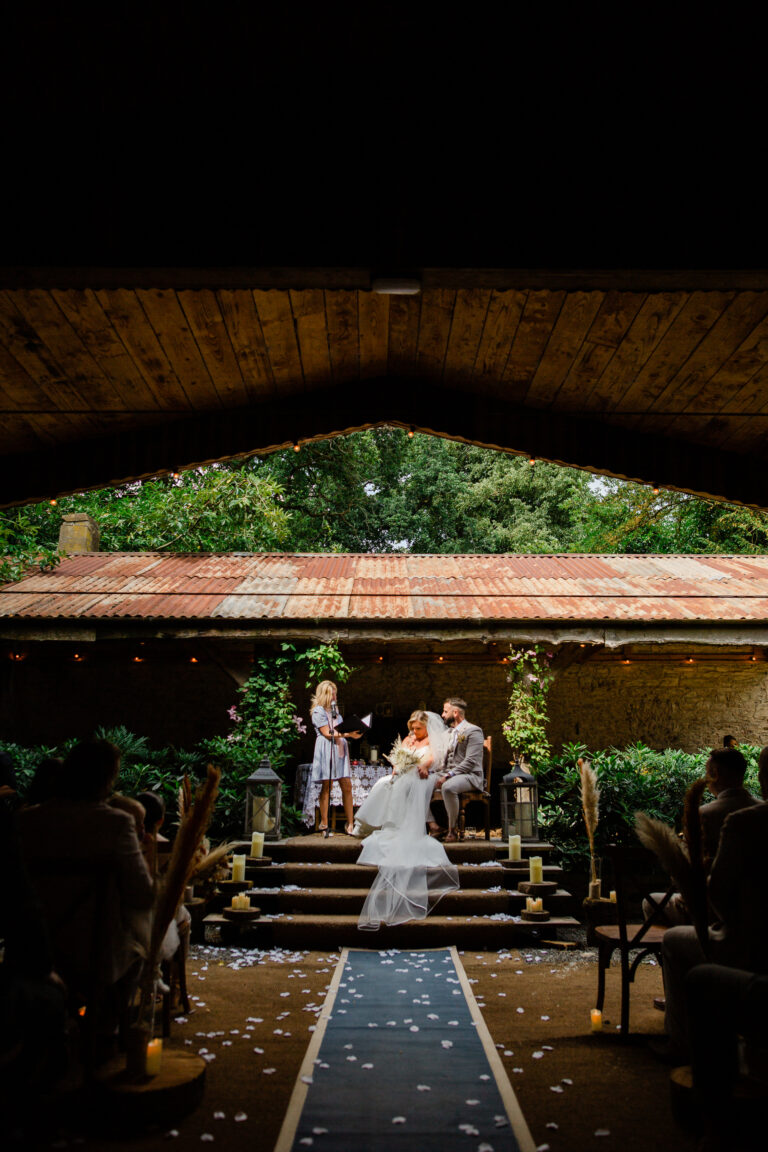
left=549, top=1085, right=564, bottom=1093
left=312, top=1128, right=328, bottom=1136
left=532, top=1051, right=544, bottom=1059
left=562, top=1077, right=573, bottom=1085
left=362, top=1063, right=374, bottom=1069
left=545, top=1122, right=559, bottom=1130
left=200, top=1137, right=214, bottom=1143
left=165, top=1132, right=179, bottom=1139
left=234, top=1112, right=248, bottom=1122
left=416, top=1084, right=431, bottom=1092
left=392, top=1116, right=407, bottom=1125
left=409, top=1026, right=419, bottom=1033
left=595, top=1130, right=610, bottom=1138
left=299, top=1140, right=313, bottom=1147
left=441, top=1040, right=454, bottom=1049
left=263, top=1068, right=276, bottom=1075
left=302, top=1075, right=314, bottom=1084
left=213, top=1111, right=225, bottom=1119
left=466, top=1098, right=480, bottom=1105
left=253, top=1047, right=264, bottom=1054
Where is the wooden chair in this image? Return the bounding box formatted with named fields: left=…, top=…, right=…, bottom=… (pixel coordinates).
left=433, top=736, right=493, bottom=841
left=594, top=843, right=673, bottom=1037
left=161, top=914, right=192, bottom=1036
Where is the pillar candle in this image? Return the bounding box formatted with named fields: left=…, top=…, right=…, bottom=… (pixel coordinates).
left=251, top=831, right=265, bottom=858
left=529, top=856, right=543, bottom=884
left=508, top=835, right=522, bottom=861
left=609, top=890, right=617, bottom=903
left=590, top=1009, right=603, bottom=1033
left=146, top=1037, right=163, bottom=1075
left=232, top=854, right=246, bottom=882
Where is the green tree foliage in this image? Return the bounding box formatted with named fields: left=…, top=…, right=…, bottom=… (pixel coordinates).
left=5, top=431, right=768, bottom=580
left=577, top=479, right=768, bottom=554
left=4, top=464, right=290, bottom=561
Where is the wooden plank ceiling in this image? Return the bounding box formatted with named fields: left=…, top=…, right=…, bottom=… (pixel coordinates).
left=3, top=270, right=768, bottom=509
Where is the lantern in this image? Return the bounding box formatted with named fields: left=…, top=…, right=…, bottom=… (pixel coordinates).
left=245, top=757, right=282, bottom=841
left=499, top=761, right=539, bottom=840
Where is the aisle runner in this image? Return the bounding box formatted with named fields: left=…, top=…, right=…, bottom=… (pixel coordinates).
left=275, top=947, right=535, bottom=1152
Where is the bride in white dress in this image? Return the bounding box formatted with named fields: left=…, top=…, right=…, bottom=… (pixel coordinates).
left=356, top=710, right=459, bottom=930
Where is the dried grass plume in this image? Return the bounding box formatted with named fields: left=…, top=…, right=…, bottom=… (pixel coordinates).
left=578, top=757, right=600, bottom=883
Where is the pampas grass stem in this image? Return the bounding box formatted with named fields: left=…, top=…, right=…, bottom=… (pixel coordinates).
left=579, top=757, right=600, bottom=883
left=138, top=764, right=220, bottom=1023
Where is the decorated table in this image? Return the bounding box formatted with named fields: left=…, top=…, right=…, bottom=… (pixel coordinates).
left=295, top=762, right=391, bottom=827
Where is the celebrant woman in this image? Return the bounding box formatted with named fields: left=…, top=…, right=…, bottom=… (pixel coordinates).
left=356, top=710, right=459, bottom=929
left=310, top=680, right=361, bottom=835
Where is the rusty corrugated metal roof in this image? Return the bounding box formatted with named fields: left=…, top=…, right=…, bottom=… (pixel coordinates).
left=2, top=553, right=768, bottom=624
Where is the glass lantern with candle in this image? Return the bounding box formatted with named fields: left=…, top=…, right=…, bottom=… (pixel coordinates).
left=245, top=757, right=282, bottom=841
left=500, top=761, right=539, bottom=841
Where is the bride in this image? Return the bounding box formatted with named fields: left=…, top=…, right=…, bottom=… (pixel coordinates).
left=356, top=710, right=459, bottom=930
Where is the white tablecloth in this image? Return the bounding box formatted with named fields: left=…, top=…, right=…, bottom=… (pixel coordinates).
left=295, top=762, right=390, bottom=827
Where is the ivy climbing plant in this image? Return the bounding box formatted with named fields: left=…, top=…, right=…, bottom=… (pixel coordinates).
left=501, top=644, right=556, bottom=768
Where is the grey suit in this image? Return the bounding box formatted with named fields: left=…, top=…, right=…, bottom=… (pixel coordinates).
left=437, top=719, right=485, bottom=831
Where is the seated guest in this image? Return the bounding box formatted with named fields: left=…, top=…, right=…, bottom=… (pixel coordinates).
left=700, top=747, right=758, bottom=866
left=659, top=799, right=768, bottom=1062
left=24, top=756, right=64, bottom=806
left=686, top=963, right=768, bottom=1151
left=135, top=789, right=171, bottom=871
left=758, top=744, right=768, bottom=801
left=644, top=747, right=758, bottom=927
left=16, top=738, right=154, bottom=1052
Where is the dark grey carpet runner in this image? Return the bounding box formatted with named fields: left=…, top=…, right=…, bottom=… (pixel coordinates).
left=276, top=947, right=534, bottom=1152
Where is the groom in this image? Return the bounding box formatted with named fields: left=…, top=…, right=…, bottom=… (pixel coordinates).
left=431, top=697, right=485, bottom=843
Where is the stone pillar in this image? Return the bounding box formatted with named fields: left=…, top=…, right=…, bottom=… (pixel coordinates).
left=58, top=513, right=100, bottom=553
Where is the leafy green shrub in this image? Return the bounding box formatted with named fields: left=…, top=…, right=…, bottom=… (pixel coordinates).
left=535, top=741, right=762, bottom=872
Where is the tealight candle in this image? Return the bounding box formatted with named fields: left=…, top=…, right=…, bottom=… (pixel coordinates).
left=232, top=854, right=246, bottom=882
left=146, top=1037, right=163, bottom=1074
left=251, top=831, right=265, bottom=858
left=508, top=835, right=522, bottom=861
left=529, top=856, right=543, bottom=884
left=526, top=896, right=533, bottom=912
left=590, top=1009, right=603, bottom=1033
left=609, top=890, right=617, bottom=903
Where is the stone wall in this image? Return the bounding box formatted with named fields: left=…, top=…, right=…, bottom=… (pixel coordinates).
left=3, top=639, right=766, bottom=762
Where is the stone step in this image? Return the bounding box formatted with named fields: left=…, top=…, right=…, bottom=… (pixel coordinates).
left=247, top=861, right=563, bottom=890
left=262, top=835, right=559, bottom=865
left=242, top=886, right=575, bottom=916
left=204, top=911, right=581, bottom=950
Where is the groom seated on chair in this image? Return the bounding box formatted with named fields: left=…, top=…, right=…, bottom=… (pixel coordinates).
left=431, top=698, right=485, bottom=844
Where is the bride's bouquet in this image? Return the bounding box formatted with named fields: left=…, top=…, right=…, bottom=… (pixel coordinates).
left=386, top=735, right=423, bottom=777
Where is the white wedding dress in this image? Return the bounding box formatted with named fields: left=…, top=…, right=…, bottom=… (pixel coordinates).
left=356, top=713, right=459, bottom=930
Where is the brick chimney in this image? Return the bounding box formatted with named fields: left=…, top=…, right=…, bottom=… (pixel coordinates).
left=58, top=513, right=100, bottom=553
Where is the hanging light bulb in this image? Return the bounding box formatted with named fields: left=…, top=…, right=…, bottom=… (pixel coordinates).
left=408, top=426, right=415, bottom=438
left=528, top=456, right=536, bottom=466
left=293, top=441, right=301, bottom=452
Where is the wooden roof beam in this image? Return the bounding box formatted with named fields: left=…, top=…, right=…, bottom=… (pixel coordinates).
left=1, top=378, right=766, bottom=510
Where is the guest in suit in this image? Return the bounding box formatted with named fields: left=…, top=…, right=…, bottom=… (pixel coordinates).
left=699, top=747, right=758, bottom=865
left=432, top=697, right=485, bottom=843
left=17, top=738, right=155, bottom=1049
left=758, top=744, right=768, bottom=800
left=659, top=799, right=768, bottom=1061
left=644, top=747, right=758, bottom=928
